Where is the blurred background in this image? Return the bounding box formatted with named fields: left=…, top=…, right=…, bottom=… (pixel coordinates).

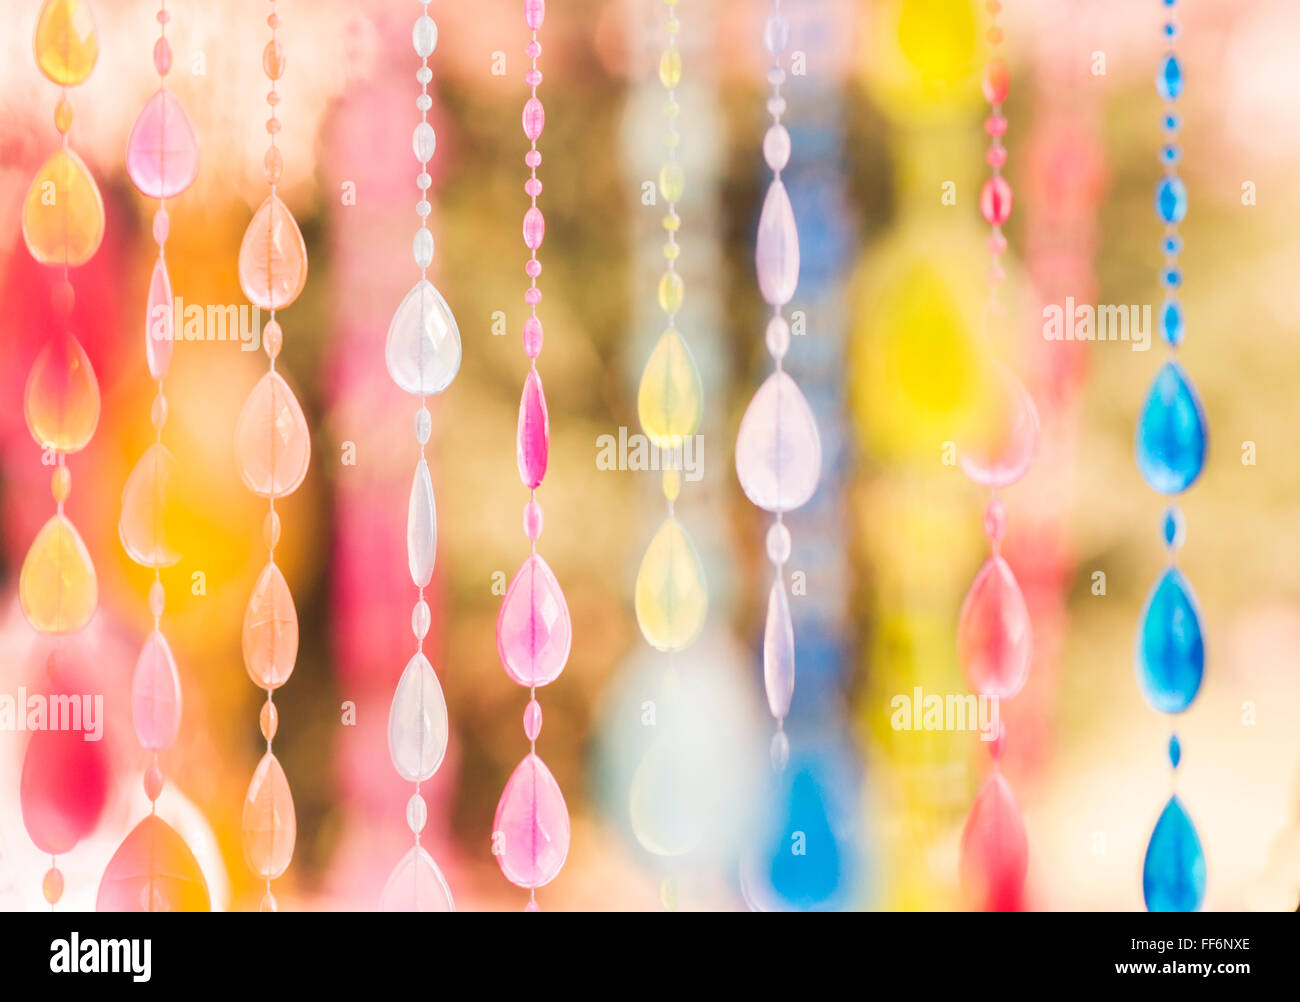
left=1, top=0, right=1298, bottom=911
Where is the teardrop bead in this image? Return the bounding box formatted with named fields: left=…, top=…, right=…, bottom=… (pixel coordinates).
left=24, top=332, right=100, bottom=452
left=957, top=555, right=1032, bottom=699
left=242, top=562, right=298, bottom=690
left=959, top=771, right=1028, bottom=911
left=1142, top=794, right=1206, bottom=912
left=242, top=752, right=295, bottom=880
left=516, top=370, right=549, bottom=489
left=234, top=371, right=311, bottom=498
left=34, top=0, right=99, bottom=86
left=385, top=279, right=461, bottom=396
left=959, top=364, right=1039, bottom=488
left=387, top=652, right=448, bottom=783
left=131, top=630, right=182, bottom=750
left=763, top=578, right=795, bottom=719
left=634, top=516, right=708, bottom=653
left=237, top=194, right=308, bottom=310
left=407, top=459, right=437, bottom=587
left=125, top=88, right=200, bottom=199
left=629, top=736, right=705, bottom=857
left=20, top=712, right=109, bottom=854
left=755, top=179, right=800, bottom=306
left=493, top=753, right=570, bottom=889
left=1136, top=567, right=1204, bottom=714
left=96, top=815, right=210, bottom=912
left=19, top=514, right=97, bottom=634
left=119, top=442, right=181, bottom=568
left=735, top=371, right=822, bottom=513
left=637, top=329, right=702, bottom=445
left=144, top=256, right=175, bottom=379
left=379, top=846, right=455, bottom=912
left=1136, top=361, right=1207, bottom=495
left=22, top=149, right=105, bottom=266
left=496, top=554, right=572, bottom=687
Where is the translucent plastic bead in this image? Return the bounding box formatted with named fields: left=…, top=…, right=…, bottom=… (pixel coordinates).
left=262, top=40, right=285, bottom=80
left=638, top=329, right=702, bottom=445
left=260, top=700, right=278, bottom=741
left=1168, top=733, right=1182, bottom=770
left=24, top=332, right=101, bottom=453
left=417, top=66, right=432, bottom=85
left=242, top=561, right=298, bottom=690
left=51, top=465, right=70, bottom=504
left=1143, top=795, right=1205, bottom=912
left=523, top=698, right=543, bottom=741
left=524, top=0, right=546, bottom=31
left=766, top=521, right=791, bottom=565
left=34, top=0, right=99, bottom=86
left=119, top=443, right=181, bottom=568
left=662, top=468, right=681, bottom=502
left=525, top=177, right=542, bottom=197
left=19, top=514, right=97, bottom=634
left=493, top=753, right=570, bottom=888
left=525, top=149, right=541, bottom=168
left=516, top=370, right=550, bottom=489
left=143, top=764, right=164, bottom=802
left=413, top=122, right=436, bottom=163
left=260, top=891, right=277, bottom=912
left=380, top=846, right=453, bottom=912
left=415, top=405, right=432, bottom=444
left=388, top=652, right=448, bottom=782
left=54, top=98, right=73, bottom=134
left=153, top=36, right=172, bottom=75
left=497, top=554, right=572, bottom=687
left=148, top=579, right=165, bottom=618
left=523, top=206, right=545, bottom=249
left=1136, top=361, right=1206, bottom=494
left=263, top=510, right=281, bottom=550
left=984, top=114, right=1007, bottom=137
left=755, top=180, right=800, bottom=306
left=983, top=497, right=1007, bottom=544
left=235, top=372, right=311, bottom=497
left=43, top=867, right=64, bottom=905
left=658, top=162, right=684, bottom=203
left=263, top=146, right=283, bottom=184
left=131, top=630, right=182, bottom=751
left=413, top=227, right=434, bottom=269
left=412, top=599, right=431, bottom=640
left=765, top=314, right=790, bottom=359
left=958, top=555, right=1032, bottom=699
left=1156, top=54, right=1183, bottom=101
left=770, top=731, right=790, bottom=772
left=1162, top=506, right=1185, bottom=549
left=412, top=14, right=438, bottom=57
left=525, top=69, right=542, bottom=87
left=763, top=12, right=790, bottom=54
left=522, top=97, right=545, bottom=142
left=406, top=793, right=427, bottom=834
left=385, top=279, right=462, bottom=395
left=97, top=816, right=210, bottom=912
left=959, top=771, right=1027, bottom=911
left=20, top=720, right=109, bottom=853
left=635, top=517, right=708, bottom=652
left=982, top=58, right=1009, bottom=104
left=526, top=40, right=542, bottom=59
left=1158, top=300, right=1184, bottom=347
left=125, top=89, right=200, bottom=199
left=237, top=194, right=308, bottom=310
left=1155, top=177, right=1187, bottom=224
left=242, top=752, right=296, bottom=880
left=658, top=271, right=684, bottom=315
left=980, top=176, right=1013, bottom=225
left=1137, top=567, right=1204, bottom=713
left=763, top=579, right=795, bottom=718
left=523, top=499, right=544, bottom=540
left=523, top=316, right=543, bottom=357
left=22, top=149, right=105, bottom=266
left=763, top=124, right=791, bottom=171
left=735, top=371, right=822, bottom=512
left=407, top=459, right=437, bottom=588
left=144, top=256, right=175, bottom=379
left=659, top=47, right=681, bottom=89
left=959, top=364, right=1039, bottom=488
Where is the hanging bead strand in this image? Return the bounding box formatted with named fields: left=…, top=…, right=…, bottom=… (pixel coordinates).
left=95, top=0, right=209, bottom=912
left=1136, top=0, right=1207, bottom=913
left=378, top=0, right=459, bottom=913
left=18, top=0, right=108, bottom=909
left=735, top=0, right=823, bottom=774
left=492, top=0, right=573, bottom=912
left=233, top=0, right=312, bottom=911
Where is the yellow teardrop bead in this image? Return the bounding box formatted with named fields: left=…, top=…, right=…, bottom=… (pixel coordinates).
left=19, top=513, right=97, bottom=634
left=637, top=329, right=702, bottom=446
left=34, top=0, right=99, bottom=87
left=634, top=516, right=708, bottom=652
left=22, top=149, right=105, bottom=267
left=119, top=443, right=182, bottom=568
left=24, top=333, right=100, bottom=453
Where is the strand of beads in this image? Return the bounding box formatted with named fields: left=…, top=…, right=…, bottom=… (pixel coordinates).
left=233, top=0, right=311, bottom=912
left=955, top=3, right=1038, bottom=912
left=492, top=0, right=572, bottom=912
left=18, top=0, right=108, bottom=910
left=735, top=0, right=822, bottom=776
left=96, top=0, right=210, bottom=912
left=378, top=0, right=459, bottom=913
left=1135, top=0, right=1207, bottom=913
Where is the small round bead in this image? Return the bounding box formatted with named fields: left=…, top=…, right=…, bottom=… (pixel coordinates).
left=413, top=227, right=434, bottom=269
left=144, top=764, right=164, bottom=801
left=412, top=15, right=438, bottom=57
left=763, top=124, right=791, bottom=171
left=412, top=599, right=431, bottom=640
left=984, top=114, right=1008, bottom=137
left=260, top=700, right=278, bottom=742
left=980, top=176, right=1013, bottom=225
left=415, top=406, right=432, bottom=444
left=986, top=146, right=1008, bottom=169
left=523, top=500, right=544, bottom=540
left=770, top=730, right=790, bottom=772
left=263, top=319, right=283, bottom=359
left=525, top=40, right=542, bottom=60
left=417, top=66, right=432, bottom=85
left=51, top=466, right=71, bottom=504
left=157, top=8, right=171, bottom=23
left=42, top=867, right=64, bottom=905
left=525, top=69, right=542, bottom=87
left=765, top=315, right=790, bottom=358
left=267, top=90, right=280, bottom=106
left=263, top=510, right=281, bottom=549
left=266, top=12, right=279, bottom=29
left=524, top=287, right=542, bottom=306
left=987, top=26, right=1004, bottom=44
left=766, top=522, right=792, bottom=565
left=987, top=231, right=1007, bottom=256
left=525, top=150, right=542, bottom=168
left=523, top=698, right=543, bottom=741
left=983, top=498, right=1007, bottom=544
left=417, top=171, right=432, bottom=191
left=265, top=117, right=281, bottom=135
left=148, top=580, right=165, bottom=618
left=406, top=793, right=428, bottom=833
left=417, top=200, right=431, bottom=218
left=767, top=96, right=787, bottom=118
left=525, top=259, right=542, bottom=278
left=416, top=94, right=432, bottom=112
left=767, top=66, right=786, bottom=87
left=523, top=316, right=544, bottom=357
left=525, top=178, right=542, bottom=197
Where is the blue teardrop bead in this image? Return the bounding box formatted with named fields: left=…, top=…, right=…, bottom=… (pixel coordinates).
left=1143, top=795, right=1206, bottom=912
left=1137, top=567, right=1204, bottom=714
left=1136, top=361, right=1207, bottom=494
left=1155, top=177, right=1187, bottom=224
left=1159, top=299, right=1184, bottom=346
left=1157, top=54, right=1184, bottom=101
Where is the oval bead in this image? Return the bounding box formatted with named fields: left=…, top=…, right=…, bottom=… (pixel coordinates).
left=407, top=458, right=437, bottom=587
left=131, top=630, right=182, bottom=751
left=496, top=553, right=572, bottom=687
left=387, top=652, right=449, bottom=783
left=516, top=370, right=549, bottom=489
left=385, top=279, right=462, bottom=396
left=20, top=712, right=109, bottom=854
left=522, top=97, right=545, bottom=141
left=1136, top=567, right=1204, bottom=714
left=1155, top=176, right=1187, bottom=224
left=959, top=770, right=1027, bottom=911
left=119, top=442, right=182, bottom=568
left=957, top=555, right=1032, bottom=699
left=125, top=88, right=200, bottom=199
left=24, top=332, right=100, bottom=453
left=237, top=194, right=308, bottom=310
left=493, top=753, right=570, bottom=889
left=380, top=845, right=454, bottom=912
left=19, top=514, right=97, bottom=634
left=735, top=370, right=822, bottom=513
left=23, top=149, right=105, bottom=266
left=1156, top=54, right=1184, bottom=101
left=34, top=0, right=99, bottom=86
left=242, top=561, right=298, bottom=690
left=1143, top=795, right=1205, bottom=912
left=144, top=256, right=175, bottom=379
left=763, top=578, right=795, bottom=719
left=637, top=329, right=702, bottom=445
left=242, top=752, right=295, bottom=880
left=96, top=815, right=210, bottom=912
left=234, top=371, right=311, bottom=498
left=523, top=206, right=545, bottom=250
left=1136, top=361, right=1207, bottom=494
left=634, top=516, right=708, bottom=653
left=755, top=180, right=800, bottom=306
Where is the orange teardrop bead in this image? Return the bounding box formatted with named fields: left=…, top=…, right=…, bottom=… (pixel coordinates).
left=22, top=149, right=105, bottom=266
left=237, top=194, right=308, bottom=310
left=34, top=0, right=99, bottom=87
left=19, top=513, right=97, bottom=634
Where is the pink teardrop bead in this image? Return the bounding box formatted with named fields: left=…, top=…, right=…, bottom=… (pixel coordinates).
left=242, top=752, right=296, bottom=880
left=522, top=97, right=545, bottom=142
left=957, top=555, right=1032, bottom=699
left=145, top=255, right=174, bottom=379
left=242, top=561, right=299, bottom=690
left=497, top=554, right=572, bottom=687
left=20, top=708, right=110, bottom=855
left=125, top=89, right=200, bottom=199
left=516, top=369, right=549, bottom=489
left=523, top=206, right=545, bottom=250
left=493, top=753, right=570, bottom=889
left=959, top=364, right=1038, bottom=488
left=959, top=770, right=1027, bottom=911
left=97, top=815, right=210, bottom=912
left=131, top=630, right=182, bottom=751
left=980, top=176, right=1013, bottom=225
left=524, top=0, right=546, bottom=31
